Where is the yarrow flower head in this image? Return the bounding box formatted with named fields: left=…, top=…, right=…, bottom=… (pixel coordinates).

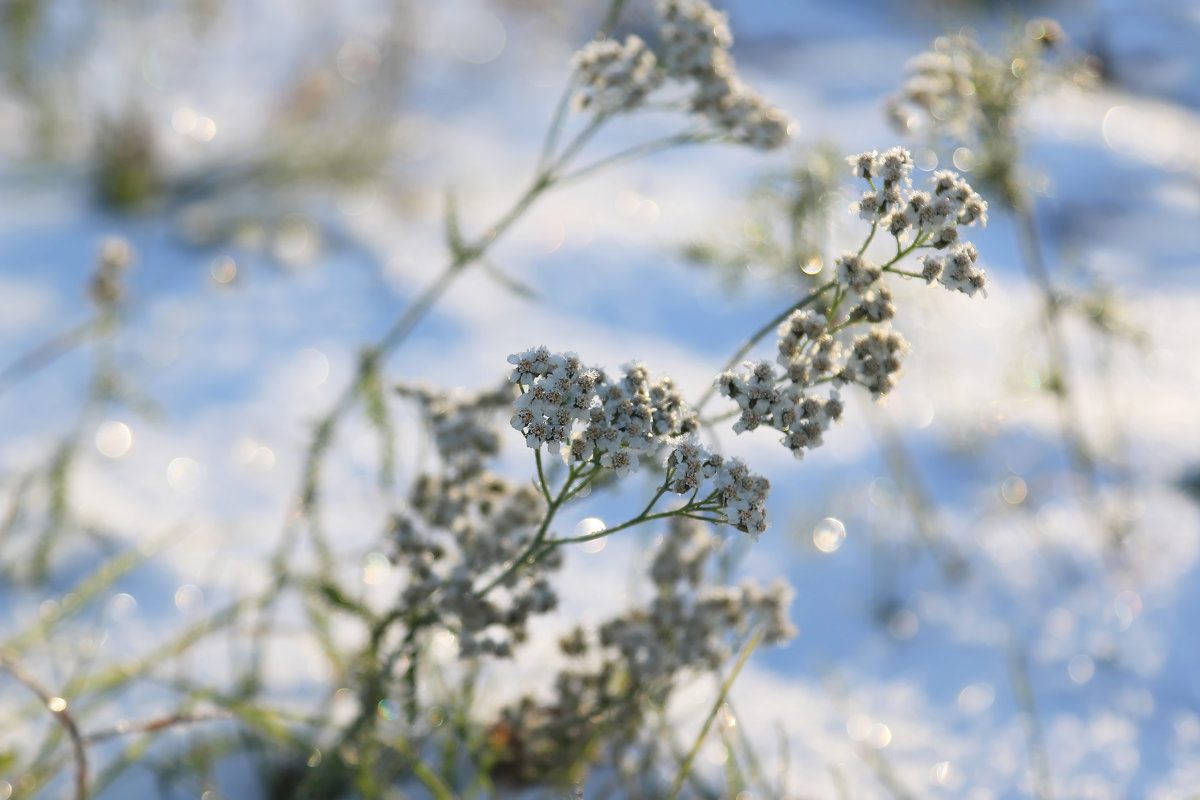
left=714, top=147, right=989, bottom=459
left=657, top=0, right=792, bottom=149
left=573, top=35, right=662, bottom=113
left=507, top=347, right=697, bottom=476
left=396, top=381, right=515, bottom=467
left=886, top=24, right=1094, bottom=207
left=711, top=456, right=770, bottom=537
left=390, top=467, right=560, bottom=660
left=846, top=147, right=988, bottom=295
left=89, top=236, right=134, bottom=307
left=567, top=0, right=794, bottom=150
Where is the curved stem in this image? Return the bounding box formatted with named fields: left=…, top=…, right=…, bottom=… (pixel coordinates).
left=1, top=652, right=88, bottom=800
left=556, top=130, right=715, bottom=188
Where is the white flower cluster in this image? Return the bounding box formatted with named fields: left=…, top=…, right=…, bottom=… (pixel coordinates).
left=921, top=241, right=986, bottom=297
left=396, top=381, right=515, bottom=464
left=712, top=147, right=989, bottom=459
left=664, top=439, right=771, bottom=536
left=391, top=469, right=559, bottom=659
left=715, top=326, right=846, bottom=461
left=845, top=327, right=911, bottom=399
left=572, top=35, right=662, bottom=113
left=567, top=0, right=793, bottom=150
left=508, top=347, right=698, bottom=476
left=488, top=516, right=794, bottom=784
left=848, top=148, right=988, bottom=294
left=711, top=456, right=770, bottom=536
left=658, top=0, right=792, bottom=149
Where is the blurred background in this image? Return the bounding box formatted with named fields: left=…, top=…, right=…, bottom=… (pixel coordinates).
left=2, top=0, right=1200, bottom=797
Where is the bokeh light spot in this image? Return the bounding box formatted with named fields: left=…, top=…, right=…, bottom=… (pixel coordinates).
left=210, top=255, right=238, bottom=284
left=813, top=517, right=846, bottom=553
left=174, top=584, right=203, bottom=612
left=376, top=699, right=398, bottom=721
left=95, top=421, right=133, bottom=458
left=167, top=457, right=201, bottom=492
left=1001, top=476, right=1027, bottom=504
left=1068, top=653, right=1095, bottom=684
left=957, top=682, right=994, bottom=715
left=298, top=348, right=330, bottom=388
left=576, top=517, right=607, bottom=553
left=865, top=722, right=892, bottom=749
left=363, top=552, right=391, bottom=585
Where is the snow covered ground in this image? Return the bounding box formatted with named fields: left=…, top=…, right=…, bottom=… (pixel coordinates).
left=2, top=0, right=1199, bottom=797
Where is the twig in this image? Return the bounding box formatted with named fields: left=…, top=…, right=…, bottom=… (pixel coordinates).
left=0, top=652, right=89, bottom=800
left=84, top=710, right=233, bottom=742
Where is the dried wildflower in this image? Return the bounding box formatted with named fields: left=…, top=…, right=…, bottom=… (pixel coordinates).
left=713, top=146, right=987, bottom=459
left=712, top=457, right=770, bottom=536
left=397, top=381, right=515, bottom=466
left=924, top=242, right=988, bottom=297
left=843, top=327, right=911, bottom=400
left=565, top=0, right=794, bottom=150
left=657, top=0, right=794, bottom=149
left=390, top=466, right=558, bottom=658
left=487, top=515, right=794, bottom=784
left=508, top=348, right=697, bottom=476
left=846, top=148, right=988, bottom=296
left=573, top=35, right=662, bottom=113
left=886, top=24, right=1094, bottom=207
left=836, top=252, right=882, bottom=294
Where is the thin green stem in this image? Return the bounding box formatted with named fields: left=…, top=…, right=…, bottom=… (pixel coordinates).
left=599, top=0, right=630, bottom=36
left=474, top=457, right=577, bottom=598
left=0, top=318, right=97, bottom=398
left=537, top=75, right=580, bottom=174
left=551, top=500, right=719, bottom=546
left=561, top=464, right=602, bottom=503
left=556, top=130, right=714, bottom=187
left=667, top=630, right=762, bottom=800
left=533, top=449, right=553, bottom=504
left=857, top=220, right=879, bottom=256
left=0, top=652, right=88, bottom=800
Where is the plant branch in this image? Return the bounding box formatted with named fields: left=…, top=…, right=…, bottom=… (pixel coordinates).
left=1, top=652, right=88, bottom=800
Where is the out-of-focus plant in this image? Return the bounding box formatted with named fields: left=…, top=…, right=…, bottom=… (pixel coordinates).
left=889, top=21, right=1143, bottom=556
left=0, top=2, right=1005, bottom=798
